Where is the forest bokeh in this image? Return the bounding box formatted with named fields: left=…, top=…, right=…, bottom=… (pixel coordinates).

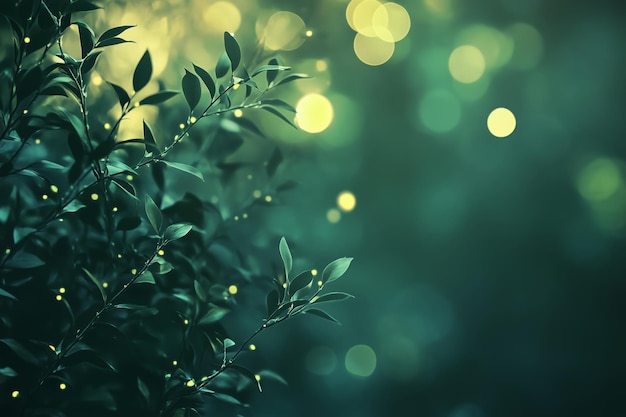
left=4, top=0, right=626, bottom=416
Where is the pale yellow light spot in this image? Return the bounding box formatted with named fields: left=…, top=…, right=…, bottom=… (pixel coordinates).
left=353, top=33, right=394, bottom=66
left=90, top=193, right=99, bottom=201
left=202, top=2, right=241, bottom=34
left=487, top=107, right=516, bottom=138
left=91, top=73, right=103, bottom=86
left=577, top=158, right=623, bottom=202
left=174, top=134, right=179, bottom=141
left=228, top=285, right=238, bottom=295
left=42, top=194, right=49, bottom=200
left=5, top=249, right=11, bottom=255
left=56, top=295, right=62, bottom=301
left=59, top=383, right=67, bottom=390
left=353, top=0, right=383, bottom=37
left=254, top=374, right=261, bottom=382
left=337, top=191, right=357, bottom=212
left=234, top=109, right=243, bottom=118
left=59, top=287, right=66, bottom=294
left=134, top=102, right=140, bottom=107
left=345, top=344, right=377, bottom=377
left=296, top=94, right=334, bottom=133
left=372, top=2, right=411, bottom=42
left=282, top=282, right=287, bottom=289
left=260, top=11, right=306, bottom=51
left=112, top=207, right=118, bottom=212
left=131, top=268, right=137, bottom=275
left=24, top=37, right=31, bottom=44
left=264, top=195, right=272, bottom=203
left=158, top=249, right=165, bottom=256
left=249, top=344, right=256, bottom=351
left=172, top=360, right=178, bottom=366
left=50, top=185, right=59, bottom=193
left=49, top=345, right=56, bottom=352
left=179, top=123, right=185, bottom=129
left=306, top=30, right=313, bottom=37
left=102, top=282, right=108, bottom=288
left=316, top=60, right=328, bottom=72
left=103, top=122, right=111, bottom=130
left=311, top=269, right=318, bottom=276
left=186, top=379, right=195, bottom=387
left=253, top=190, right=262, bottom=198
left=317, top=280, right=323, bottom=287
left=23, top=109, right=28, bottom=114
left=242, top=213, right=248, bottom=219
left=117, top=254, right=122, bottom=259
left=184, top=319, right=189, bottom=325
left=234, top=215, right=239, bottom=221
left=201, top=376, right=208, bottom=381
left=346, top=0, right=366, bottom=31
left=456, top=24, right=513, bottom=70
left=232, top=83, right=240, bottom=90
left=327, top=208, right=341, bottom=223
left=11, top=390, right=19, bottom=398
left=35, top=138, right=41, bottom=144
left=448, top=45, right=486, bottom=83
left=190, top=116, right=197, bottom=123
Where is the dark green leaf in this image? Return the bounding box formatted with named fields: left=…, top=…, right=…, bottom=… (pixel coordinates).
left=67, top=131, right=84, bottom=161
left=80, top=51, right=101, bottom=75
left=76, top=22, right=95, bottom=58
left=198, top=306, right=229, bottom=325
left=322, top=257, right=353, bottom=284
left=274, top=73, right=311, bottom=87
left=266, top=147, right=282, bottom=178
left=163, top=224, right=193, bottom=241
left=288, top=271, right=312, bottom=298
left=250, top=63, right=291, bottom=78
left=4, top=252, right=44, bottom=269
left=62, top=348, right=116, bottom=371
left=258, top=370, right=288, bottom=385
left=139, top=90, right=178, bottom=106
left=223, top=32, right=241, bottom=71
left=0, top=339, right=39, bottom=365
left=230, top=364, right=262, bottom=392
left=90, top=136, right=115, bottom=160
left=194, top=280, right=207, bottom=302
left=107, top=159, right=138, bottom=175
left=260, top=99, right=296, bottom=113
left=261, top=106, right=297, bottom=129
left=279, top=237, right=292, bottom=278
left=81, top=268, right=107, bottom=304
left=265, top=58, right=280, bottom=85
left=137, top=377, right=150, bottom=405
left=135, top=271, right=156, bottom=285
left=96, top=37, right=132, bottom=48
left=62, top=200, right=86, bottom=214
left=160, top=160, right=204, bottom=181
left=144, top=195, right=162, bottom=234
left=311, top=292, right=355, bottom=304
left=113, top=304, right=159, bottom=315
left=108, top=82, right=130, bottom=108
left=116, top=216, right=141, bottom=231
left=276, top=180, right=299, bottom=192
left=236, top=117, right=264, bottom=137
left=97, top=25, right=135, bottom=44
left=193, top=63, right=215, bottom=98
left=65, top=0, right=101, bottom=13
left=303, top=308, right=341, bottom=324
left=182, top=69, right=201, bottom=111
left=215, top=53, right=230, bottom=78
left=111, top=178, right=138, bottom=201
left=143, top=120, right=157, bottom=149
left=0, top=288, right=17, bottom=301
left=133, top=50, right=152, bottom=92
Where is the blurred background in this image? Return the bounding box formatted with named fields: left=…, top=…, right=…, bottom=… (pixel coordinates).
left=81, top=0, right=625, bottom=416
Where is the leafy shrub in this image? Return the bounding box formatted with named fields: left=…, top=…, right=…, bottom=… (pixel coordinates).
left=0, top=1, right=353, bottom=416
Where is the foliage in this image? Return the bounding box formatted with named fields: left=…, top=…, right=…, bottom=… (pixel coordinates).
left=0, top=1, right=352, bottom=416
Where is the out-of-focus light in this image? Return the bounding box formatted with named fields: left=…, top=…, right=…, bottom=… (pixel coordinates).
left=372, top=2, right=411, bottom=42
left=11, top=390, right=20, bottom=398
left=423, top=0, right=455, bottom=19
left=448, top=45, right=486, bottom=83
left=91, top=193, right=99, bottom=201
left=418, top=90, right=462, bottom=133
left=59, top=383, right=67, bottom=390
left=337, top=191, right=357, bottom=212
left=296, top=94, right=334, bottom=133
left=202, top=2, right=241, bottom=34
left=234, top=109, right=243, bottom=118
left=345, top=344, right=377, bottom=377
left=353, top=0, right=383, bottom=37
left=228, top=285, right=238, bottom=295
left=577, top=158, right=623, bottom=202
left=457, top=24, right=513, bottom=70
left=260, top=11, right=306, bottom=51
left=507, top=23, right=543, bottom=70
left=487, top=107, right=516, bottom=137
left=91, top=73, right=103, bottom=86
left=346, top=0, right=366, bottom=31
left=315, top=60, right=328, bottom=72
left=327, top=209, right=341, bottom=223
left=353, top=33, right=394, bottom=66
left=306, top=346, right=337, bottom=375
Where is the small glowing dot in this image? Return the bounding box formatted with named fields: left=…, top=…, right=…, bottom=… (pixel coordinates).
left=11, top=390, right=19, bottom=398
left=91, top=193, right=99, bottom=201
left=233, top=83, right=240, bottom=90
left=131, top=268, right=137, bottom=275
left=134, top=102, right=140, bottom=107
left=126, top=175, right=133, bottom=181
left=117, top=254, right=122, bottom=259
left=91, top=73, right=103, bottom=86
left=23, top=109, right=28, bottom=114
left=282, top=282, right=287, bottom=289
left=487, top=107, right=516, bottom=138
left=242, top=213, right=248, bottom=219
left=306, top=30, right=313, bottom=37
left=315, top=60, right=328, bottom=72
left=102, top=282, right=108, bottom=288
left=311, top=269, right=318, bottom=276
left=326, top=208, right=341, bottom=223
left=42, top=194, right=49, bottom=200
left=174, top=134, right=179, bottom=140
left=49, top=345, right=56, bottom=352
left=234, top=215, right=239, bottom=221
left=337, top=191, right=357, bottom=212
left=228, top=285, right=238, bottom=295
left=172, top=360, right=178, bottom=366
left=103, top=122, right=111, bottom=130
left=317, top=280, right=323, bottom=287
left=186, top=379, right=195, bottom=387
left=50, top=185, right=59, bottom=193
left=190, top=116, right=197, bottom=123
left=254, top=374, right=261, bottom=382
left=112, top=207, right=118, bottom=212
left=55, top=295, right=62, bottom=301
left=5, top=249, right=11, bottom=255
left=264, top=195, right=272, bottom=203
left=234, top=109, right=243, bottom=118
left=184, top=319, right=189, bottom=325
left=247, top=174, right=253, bottom=180
left=253, top=190, right=262, bottom=198
left=201, top=376, right=208, bottom=381
left=158, top=249, right=165, bottom=256
left=59, top=383, right=67, bottom=390
left=24, top=37, right=31, bottom=44
left=59, top=287, right=66, bottom=294
left=249, top=344, right=256, bottom=351
left=179, top=123, right=185, bottom=129
left=35, top=139, right=41, bottom=144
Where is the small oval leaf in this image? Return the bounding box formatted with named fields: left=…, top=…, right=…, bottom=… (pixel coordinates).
left=322, top=257, right=353, bottom=284
left=133, top=50, right=152, bottom=92
left=163, top=224, right=193, bottom=241
left=224, top=32, right=241, bottom=71
left=279, top=237, right=292, bottom=278
left=182, top=69, right=201, bottom=111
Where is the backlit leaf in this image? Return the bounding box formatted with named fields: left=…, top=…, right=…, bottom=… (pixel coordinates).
left=182, top=69, right=201, bottom=111
left=303, top=308, right=341, bottom=324
left=144, top=195, right=162, bottom=234
left=193, top=63, right=216, bottom=98
left=139, top=90, right=178, bottom=106
left=215, top=53, right=230, bottom=79
left=224, top=32, right=241, bottom=71
left=163, top=224, right=193, bottom=242
left=133, top=50, right=152, bottom=92
left=160, top=160, right=204, bottom=181
left=279, top=237, right=292, bottom=278
left=322, top=257, right=353, bottom=284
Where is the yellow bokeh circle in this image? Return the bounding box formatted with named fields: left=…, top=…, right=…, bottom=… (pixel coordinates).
left=337, top=191, right=357, bottom=212
left=372, top=2, right=411, bottom=42
left=202, top=2, right=241, bottom=34
left=353, top=33, right=394, bottom=66
left=261, top=11, right=306, bottom=51
left=487, top=107, right=516, bottom=138
left=296, top=94, right=334, bottom=133
left=448, top=45, right=486, bottom=83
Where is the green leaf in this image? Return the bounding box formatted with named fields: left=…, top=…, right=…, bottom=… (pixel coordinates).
left=81, top=50, right=102, bottom=75
left=143, top=120, right=157, bottom=149
left=65, top=0, right=101, bottom=13
left=279, top=237, right=292, bottom=278
left=303, top=308, right=341, bottom=324
left=135, top=271, right=156, bottom=285
left=194, top=280, right=207, bottom=302
left=163, top=224, right=193, bottom=241
left=0, top=288, right=17, bottom=301
left=223, top=338, right=235, bottom=349
left=133, top=50, right=152, bottom=92
left=258, top=370, right=288, bottom=385
left=274, top=73, right=311, bottom=87
left=76, top=22, right=95, bottom=58
left=139, top=90, right=178, bottom=106
left=261, top=106, right=297, bottom=129
left=0, top=339, right=39, bottom=365
left=144, top=195, right=162, bottom=234
left=95, top=37, right=132, bottom=47
left=62, top=348, right=116, bottom=371
left=110, top=178, right=138, bottom=201
left=81, top=268, right=107, bottom=304
left=215, top=53, right=230, bottom=78
left=198, top=306, right=229, bottom=325
left=265, top=58, right=280, bottom=85
left=113, top=304, right=158, bottom=315
left=97, top=25, right=135, bottom=44
left=182, top=69, right=201, bottom=111
left=260, top=99, right=296, bottom=113
left=193, top=63, right=216, bottom=98
left=0, top=366, right=17, bottom=377
left=322, top=257, right=353, bottom=284
left=116, top=216, right=141, bottom=231
left=4, top=252, right=44, bottom=269
left=231, top=364, right=262, bottom=392
left=160, top=160, right=204, bottom=181
left=137, top=377, right=150, bottom=405
left=288, top=271, right=312, bottom=298
left=108, top=82, right=130, bottom=109
left=310, top=292, right=355, bottom=304
left=62, top=200, right=86, bottom=214
left=223, top=32, right=241, bottom=71
left=250, top=63, right=291, bottom=78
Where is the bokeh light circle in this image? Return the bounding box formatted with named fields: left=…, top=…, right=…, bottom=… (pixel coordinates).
left=202, top=2, right=241, bottom=34
left=353, top=33, right=394, bottom=66
left=448, top=45, right=486, bottom=83
left=577, top=158, right=623, bottom=202
left=345, top=344, right=377, bottom=377
left=372, top=2, right=411, bottom=42
left=418, top=90, right=462, bottom=133
left=507, top=23, right=543, bottom=70
left=262, top=11, right=306, bottom=51
left=305, top=346, right=337, bottom=375
left=337, top=191, right=357, bottom=212
left=296, top=94, right=334, bottom=133
left=487, top=107, right=516, bottom=137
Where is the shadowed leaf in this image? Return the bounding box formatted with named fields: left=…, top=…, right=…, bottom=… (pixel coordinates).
left=133, top=50, right=152, bottom=92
